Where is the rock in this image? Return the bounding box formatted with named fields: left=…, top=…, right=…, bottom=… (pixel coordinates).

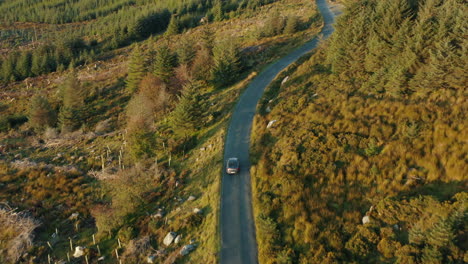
left=147, top=255, right=156, bottom=263
left=200, top=147, right=206, bottom=151
left=362, top=215, right=371, bottom=225
left=266, top=106, right=271, bottom=113
left=266, top=120, right=277, bottom=129
left=69, top=213, right=79, bottom=221
left=393, top=224, right=400, bottom=230
left=312, top=93, right=318, bottom=97
left=190, top=239, right=196, bottom=244
left=180, top=244, right=196, bottom=256
left=174, top=235, right=181, bottom=244
left=187, top=195, right=196, bottom=201
left=153, top=210, right=164, bottom=218
left=163, top=232, right=177, bottom=246
left=98, top=256, right=105, bottom=261
left=281, top=76, right=289, bottom=86
left=14, top=154, right=22, bottom=159
left=193, top=208, right=202, bottom=214
left=73, top=246, right=85, bottom=258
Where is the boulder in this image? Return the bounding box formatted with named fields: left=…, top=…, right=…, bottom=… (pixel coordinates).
left=187, top=195, right=196, bottom=201
left=362, top=215, right=370, bottom=225
left=193, top=208, right=202, bottom=214
left=174, top=235, right=181, bottom=244
left=180, top=244, right=196, bottom=256
left=73, top=246, right=85, bottom=258
left=69, top=212, right=79, bottom=221
left=163, top=232, right=177, bottom=246
left=281, top=76, right=289, bottom=86
left=267, top=120, right=277, bottom=129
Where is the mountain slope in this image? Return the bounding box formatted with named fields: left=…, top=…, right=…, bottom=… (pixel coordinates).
left=251, top=0, right=467, bottom=263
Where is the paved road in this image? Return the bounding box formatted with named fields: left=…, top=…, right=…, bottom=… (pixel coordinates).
left=219, top=1, right=336, bottom=263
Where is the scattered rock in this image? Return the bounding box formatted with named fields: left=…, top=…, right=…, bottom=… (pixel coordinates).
left=281, top=76, right=290, bottom=86
left=266, top=120, right=277, bottom=129
left=187, top=195, right=196, bottom=201
left=73, top=246, right=85, bottom=258
left=152, top=209, right=164, bottom=218
left=362, top=215, right=371, bottom=225
left=163, top=232, right=177, bottom=246
left=312, top=93, right=318, bottom=97
left=174, top=235, right=181, bottom=244
left=180, top=244, right=196, bottom=256
left=200, top=147, right=206, bottom=151
left=193, top=208, right=202, bottom=214
left=190, top=239, right=196, bottom=244
left=98, top=256, right=105, bottom=261
left=147, top=255, right=156, bottom=263
left=266, top=106, right=271, bottom=113
left=14, top=154, right=22, bottom=159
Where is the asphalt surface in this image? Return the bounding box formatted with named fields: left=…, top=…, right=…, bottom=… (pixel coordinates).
left=219, top=1, right=336, bottom=263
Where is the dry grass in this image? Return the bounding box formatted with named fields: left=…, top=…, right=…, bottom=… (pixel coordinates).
left=0, top=206, right=40, bottom=263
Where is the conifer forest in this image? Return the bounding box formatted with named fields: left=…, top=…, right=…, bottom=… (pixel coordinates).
left=0, top=0, right=466, bottom=263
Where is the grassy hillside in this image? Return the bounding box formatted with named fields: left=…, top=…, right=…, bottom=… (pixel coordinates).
left=251, top=0, right=467, bottom=263
left=0, top=0, right=323, bottom=263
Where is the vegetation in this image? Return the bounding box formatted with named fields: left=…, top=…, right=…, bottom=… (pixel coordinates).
left=252, top=0, right=467, bottom=263
left=0, top=0, right=340, bottom=262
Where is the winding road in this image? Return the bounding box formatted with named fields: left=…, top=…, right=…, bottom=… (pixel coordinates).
left=219, top=1, right=336, bottom=263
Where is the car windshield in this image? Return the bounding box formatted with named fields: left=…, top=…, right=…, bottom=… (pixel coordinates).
left=228, top=159, right=238, bottom=168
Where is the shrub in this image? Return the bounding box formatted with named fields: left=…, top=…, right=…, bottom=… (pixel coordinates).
left=0, top=207, right=40, bottom=263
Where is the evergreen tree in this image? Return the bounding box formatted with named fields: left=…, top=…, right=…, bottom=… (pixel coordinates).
left=165, top=14, right=180, bottom=36
left=284, top=15, right=299, bottom=34
left=176, top=37, right=196, bottom=66
left=1, top=54, right=16, bottom=82
left=212, top=0, right=224, bottom=22
left=126, top=45, right=146, bottom=93
left=169, top=81, right=204, bottom=136
left=58, top=68, right=86, bottom=132
left=28, top=95, right=56, bottom=132
left=16, top=52, right=32, bottom=79
left=153, top=44, right=176, bottom=83
left=211, top=39, right=241, bottom=88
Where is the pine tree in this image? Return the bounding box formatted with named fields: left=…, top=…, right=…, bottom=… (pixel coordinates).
left=284, top=16, right=299, bottom=34
left=211, top=39, right=241, bottom=88
left=176, top=37, right=196, bottom=66
left=169, top=81, right=204, bottom=136
left=165, top=14, right=180, bottom=36
left=153, top=44, right=176, bottom=83
left=126, top=45, right=146, bottom=93
left=212, top=0, right=224, bottom=22
left=28, top=95, right=56, bottom=132
left=1, top=54, right=16, bottom=82
left=59, top=68, right=86, bottom=133
left=16, top=52, right=32, bottom=79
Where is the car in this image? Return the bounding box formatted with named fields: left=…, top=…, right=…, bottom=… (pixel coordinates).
left=226, top=157, right=239, bottom=174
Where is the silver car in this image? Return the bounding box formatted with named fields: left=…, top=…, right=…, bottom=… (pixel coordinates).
left=226, top=157, right=239, bottom=174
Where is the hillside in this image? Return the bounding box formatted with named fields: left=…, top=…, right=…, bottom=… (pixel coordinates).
left=0, top=0, right=323, bottom=263
left=252, top=0, right=467, bottom=263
